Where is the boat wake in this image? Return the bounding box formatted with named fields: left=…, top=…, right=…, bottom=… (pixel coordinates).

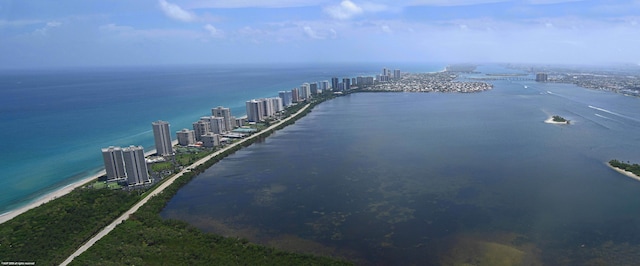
left=588, top=105, right=640, bottom=123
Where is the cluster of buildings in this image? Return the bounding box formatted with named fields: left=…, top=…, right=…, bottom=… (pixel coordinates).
left=100, top=121, right=174, bottom=186
left=101, top=68, right=402, bottom=187
left=536, top=73, right=548, bottom=82
left=363, top=71, right=492, bottom=93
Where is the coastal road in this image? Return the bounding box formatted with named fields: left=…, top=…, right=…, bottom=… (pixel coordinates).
left=60, top=104, right=311, bottom=265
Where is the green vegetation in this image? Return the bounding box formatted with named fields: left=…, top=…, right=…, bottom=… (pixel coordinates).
left=71, top=151, right=350, bottom=265
left=609, top=159, right=640, bottom=177
left=552, top=115, right=569, bottom=123
left=0, top=189, right=140, bottom=265
left=1, top=96, right=347, bottom=265
left=150, top=161, right=173, bottom=172
left=175, top=148, right=213, bottom=166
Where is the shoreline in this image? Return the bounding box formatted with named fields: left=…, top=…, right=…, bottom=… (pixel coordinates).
left=60, top=103, right=313, bottom=264
left=607, top=162, right=640, bottom=182
left=544, top=117, right=569, bottom=125
left=0, top=171, right=104, bottom=224
left=0, top=140, right=178, bottom=225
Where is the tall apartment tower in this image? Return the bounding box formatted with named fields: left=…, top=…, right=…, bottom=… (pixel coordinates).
left=536, top=73, right=548, bottom=82
left=342, top=78, right=351, bottom=91
left=279, top=91, right=292, bottom=107
left=102, top=146, right=126, bottom=181
left=152, top=120, right=173, bottom=156
left=192, top=120, right=210, bottom=141
left=394, top=69, right=401, bottom=79
left=122, top=145, right=150, bottom=185
left=176, top=128, right=196, bottom=146
left=270, top=97, right=283, bottom=113
left=291, top=88, right=300, bottom=103
left=212, top=106, right=233, bottom=132
left=246, top=99, right=264, bottom=122
left=331, top=77, right=339, bottom=90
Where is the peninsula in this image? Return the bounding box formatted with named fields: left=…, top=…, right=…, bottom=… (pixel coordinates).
left=359, top=71, right=492, bottom=93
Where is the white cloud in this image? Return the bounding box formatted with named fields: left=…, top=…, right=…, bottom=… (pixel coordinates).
left=187, top=0, right=327, bottom=8
left=324, top=0, right=364, bottom=20
left=99, top=23, right=134, bottom=32
left=204, top=24, right=224, bottom=37
left=526, top=0, right=584, bottom=4
left=381, top=24, right=392, bottom=33
left=34, top=21, right=62, bottom=35
left=159, top=0, right=197, bottom=22
left=407, top=0, right=509, bottom=6
left=303, top=26, right=324, bottom=39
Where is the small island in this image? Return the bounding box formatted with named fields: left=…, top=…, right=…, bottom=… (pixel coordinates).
left=545, top=115, right=570, bottom=124
left=609, top=159, right=640, bottom=182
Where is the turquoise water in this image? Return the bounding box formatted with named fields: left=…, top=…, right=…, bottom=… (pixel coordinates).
left=162, top=67, right=640, bottom=264
left=0, top=63, right=432, bottom=214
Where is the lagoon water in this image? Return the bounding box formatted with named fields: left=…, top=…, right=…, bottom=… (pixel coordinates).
left=162, top=66, right=640, bottom=264
left=0, top=63, right=408, bottom=214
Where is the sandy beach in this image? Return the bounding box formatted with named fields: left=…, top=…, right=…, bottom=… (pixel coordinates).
left=544, top=117, right=569, bottom=125
left=0, top=171, right=104, bottom=224
left=607, top=163, right=640, bottom=182
left=0, top=140, right=177, bottom=225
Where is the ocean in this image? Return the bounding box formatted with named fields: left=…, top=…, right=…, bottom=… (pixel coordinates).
left=161, top=65, right=640, bottom=264
left=0, top=63, right=432, bottom=215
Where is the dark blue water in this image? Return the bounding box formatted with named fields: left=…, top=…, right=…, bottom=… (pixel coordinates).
left=0, top=63, right=430, bottom=214
left=162, top=68, right=640, bottom=264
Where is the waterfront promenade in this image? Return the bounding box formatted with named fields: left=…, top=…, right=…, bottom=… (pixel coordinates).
left=60, top=103, right=311, bottom=265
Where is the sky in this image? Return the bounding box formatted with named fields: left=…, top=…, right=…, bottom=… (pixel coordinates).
left=1, top=0, right=640, bottom=68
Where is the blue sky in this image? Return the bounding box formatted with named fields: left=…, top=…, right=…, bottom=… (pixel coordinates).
left=1, top=0, right=639, bottom=68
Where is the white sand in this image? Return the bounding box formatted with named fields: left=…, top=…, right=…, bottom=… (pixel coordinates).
left=607, top=163, right=640, bottom=182
left=0, top=171, right=104, bottom=224
left=544, top=117, right=569, bottom=125
left=0, top=140, right=178, bottom=225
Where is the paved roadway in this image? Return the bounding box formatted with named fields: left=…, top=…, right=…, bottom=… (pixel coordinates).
left=60, top=104, right=311, bottom=265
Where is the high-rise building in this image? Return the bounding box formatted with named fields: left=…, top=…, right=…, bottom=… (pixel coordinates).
left=394, top=69, right=401, bottom=79
left=279, top=91, right=292, bottom=107
left=536, top=73, right=548, bottom=82
left=201, top=116, right=226, bottom=134
left=152, top=120, right=173, bottom=156
left=356, top=76, right=374, bottom=86
left=261, top=98, right=274, bottom=118
left=310, top=83, right=318, bottom=95
left=303, top=85, right=312, bottom=99
left=331, top=77, right=339, bottom=90
left=122, top=145, right=150, bottom=185
left=383, top=68, right=389, bottom=77
left=291, top=88, right=300, bottom=103
left=102, top=146, right=126, bottom=181
left=201, top=132, right=221, bottom=147
left=270, top=97, right=283, bottom=113
left=300, top=83, right=310, bottom=99
left=192, top=120, right=210, bottom=141
left=235, top=117, right=246, bottom=127
left=176, top=128, right=196, bottom=146
left=342, top=78, right=351, bottom=91
left=246, top=99, right=264, bottom=122
left=212, top=106, right=233, bottom=132
left=318, top=80, right=329, bottom=91
left=377, top=74, right=389, bottom=82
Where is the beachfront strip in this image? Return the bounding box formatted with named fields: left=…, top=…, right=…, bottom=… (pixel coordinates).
left=99, top=66, right=494, bottom=189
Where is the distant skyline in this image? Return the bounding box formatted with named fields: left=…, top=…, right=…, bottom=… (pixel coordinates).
left=1, top=0, right=639, bottom=68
